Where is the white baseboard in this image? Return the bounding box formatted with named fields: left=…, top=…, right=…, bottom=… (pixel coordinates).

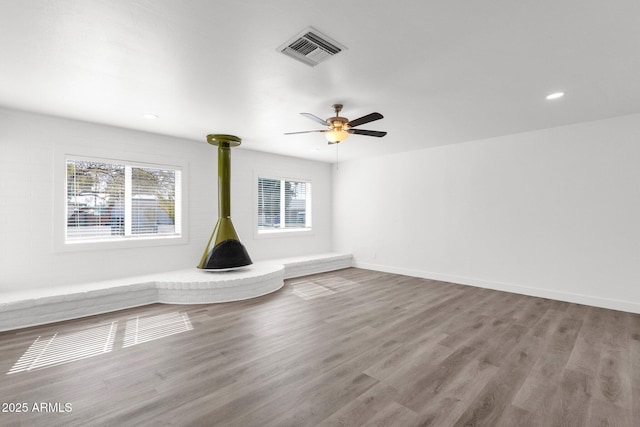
left=354, top=261, right=640, bottom=314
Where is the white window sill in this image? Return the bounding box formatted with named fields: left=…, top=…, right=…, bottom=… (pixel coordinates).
left=254, top=228, right=313, bottom=239
left=56, top=234, right=187, bottom=252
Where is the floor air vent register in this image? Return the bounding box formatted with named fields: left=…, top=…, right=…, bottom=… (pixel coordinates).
left=198, top=134, right=252, bottom=270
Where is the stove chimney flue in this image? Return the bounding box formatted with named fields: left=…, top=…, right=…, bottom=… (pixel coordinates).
left=198, top=134, right=252, bottom=270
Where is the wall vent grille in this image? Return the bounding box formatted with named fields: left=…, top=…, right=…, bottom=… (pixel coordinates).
left=278, top=27, right=347, bottom=67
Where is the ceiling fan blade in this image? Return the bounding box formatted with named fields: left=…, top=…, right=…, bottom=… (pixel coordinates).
left=347, top=112, right=383, bottom=128
left=349, top=129, right=387, bottom=137
left=300, top=113, right=328, bottom=126
left=284, top=130, right=326, bottom=135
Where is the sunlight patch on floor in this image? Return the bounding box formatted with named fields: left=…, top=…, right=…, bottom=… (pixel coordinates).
left=292, top=282, right=336, bottom=300
left=7, top=321, right=117, bottom=374
left=8, top=311, right=195, bottom=374
left=123, top=312, right=193, bottom=348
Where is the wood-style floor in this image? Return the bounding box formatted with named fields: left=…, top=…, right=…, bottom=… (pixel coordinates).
left=1, top=268, right=639, bottom=426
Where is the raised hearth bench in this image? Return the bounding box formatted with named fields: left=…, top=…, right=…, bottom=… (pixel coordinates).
left=0, top=253, right=352, bottom=332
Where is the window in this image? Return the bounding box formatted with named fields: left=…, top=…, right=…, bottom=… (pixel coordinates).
left=258, top=177, right=311, bottom=233
left=66, top=157, right=182, bottom=242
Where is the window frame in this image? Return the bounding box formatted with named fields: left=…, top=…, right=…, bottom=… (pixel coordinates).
left=54, top=144, right=188, bottom=252
left=254, top=171, right=313, bottom=239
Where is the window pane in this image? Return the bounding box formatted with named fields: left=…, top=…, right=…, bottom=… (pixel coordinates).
left=66, top=160, right=124, bottom=240
left=284, top=181, right=308, bottom=229
left=258, top=178, right=281, bottom=230
left=132, top=167, right=176, bottom=235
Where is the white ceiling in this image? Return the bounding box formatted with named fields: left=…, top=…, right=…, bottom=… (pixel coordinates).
left=2, top=0, right=640, bottom=163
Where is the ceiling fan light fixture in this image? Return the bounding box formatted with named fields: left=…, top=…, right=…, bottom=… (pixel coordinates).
left=325, top=129, right=349, bottom=143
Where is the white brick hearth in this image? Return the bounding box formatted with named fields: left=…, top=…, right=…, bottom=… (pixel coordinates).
left=0, top=253, right=352, bottom=332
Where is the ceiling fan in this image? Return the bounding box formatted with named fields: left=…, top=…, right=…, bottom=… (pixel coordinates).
left=285, top=104, right=386, bottom=144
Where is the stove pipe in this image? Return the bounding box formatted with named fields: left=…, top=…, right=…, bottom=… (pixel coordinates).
left=197, top=134, right=252, bottom=270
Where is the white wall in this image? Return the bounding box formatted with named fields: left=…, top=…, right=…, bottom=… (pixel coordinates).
left=231, top=148, right=333, bottom=261
left=0, top=108, right=332, bottom=292
left=333, top=113, right=640, bottom=313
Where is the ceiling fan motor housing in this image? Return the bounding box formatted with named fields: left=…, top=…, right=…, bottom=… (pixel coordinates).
left=329, top=116, right=350, bottom=130
left=328, top=104, right=349, bottom=132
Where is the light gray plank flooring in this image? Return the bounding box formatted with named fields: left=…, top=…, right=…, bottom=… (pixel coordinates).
left=0, top=268, right=638, bottom=426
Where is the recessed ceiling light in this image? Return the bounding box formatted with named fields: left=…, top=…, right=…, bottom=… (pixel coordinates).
left=545, top=92, right=565, bottom=100
left=143, top=113, right=159, bottom=119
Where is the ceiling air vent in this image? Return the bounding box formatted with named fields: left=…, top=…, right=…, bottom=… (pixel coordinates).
left=278, top=27, right=347, bottom=67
